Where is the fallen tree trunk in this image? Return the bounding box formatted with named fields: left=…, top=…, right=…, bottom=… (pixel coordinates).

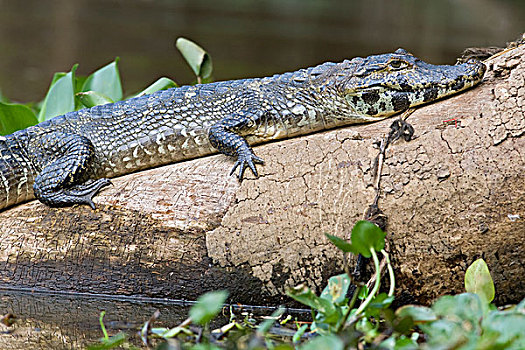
left=0, top=45, right=523, bottom=306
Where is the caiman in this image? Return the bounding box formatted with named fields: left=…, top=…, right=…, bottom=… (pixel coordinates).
left=0, top=49, right=485, bottom=211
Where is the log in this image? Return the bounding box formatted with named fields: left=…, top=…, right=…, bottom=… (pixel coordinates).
left=0, top=45, right=523, bottom=306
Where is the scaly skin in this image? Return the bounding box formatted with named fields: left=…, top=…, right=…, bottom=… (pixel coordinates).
left=0, top=49, right=486, bottom=210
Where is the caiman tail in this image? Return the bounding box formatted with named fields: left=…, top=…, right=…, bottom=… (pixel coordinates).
left=0, top=132, right=36, bottom=210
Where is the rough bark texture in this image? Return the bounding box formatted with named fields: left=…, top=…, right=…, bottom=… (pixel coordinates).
left=0, top=45, right=523, bottom=306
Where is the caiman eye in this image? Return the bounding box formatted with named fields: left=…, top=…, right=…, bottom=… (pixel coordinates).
left=388, top=59, right=408, bottom=70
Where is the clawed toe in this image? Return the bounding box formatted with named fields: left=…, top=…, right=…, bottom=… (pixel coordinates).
left=230, top=153, right=265, bottom=181
left=62, top=178, right=112, bottom=209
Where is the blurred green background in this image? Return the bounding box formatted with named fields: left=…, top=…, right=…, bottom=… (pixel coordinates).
left=1, top=0, right=523, bottom=103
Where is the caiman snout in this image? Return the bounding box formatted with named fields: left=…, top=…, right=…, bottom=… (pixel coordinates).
left=340, top=49, right=487, bottom=118
left=453, top=58, right=486, bottom=89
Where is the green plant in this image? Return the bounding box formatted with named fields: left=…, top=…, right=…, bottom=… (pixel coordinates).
left=85, top=220, right=524, bottom=349
left=286, top=220, right=401, bottom=348
left=285, top=223, right=525, bottom=349
left=88, top=290, right=229, bottom=349
left=397, top=259, right=525, bottom=350
left=0, top=37, right=211, bottom=135
left=139, top=290, right=229, bottom=349
left=86, top=311, right=135, bottom=350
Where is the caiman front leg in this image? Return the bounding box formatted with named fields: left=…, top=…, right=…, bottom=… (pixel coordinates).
left=208, top=111, right=265, bottom=180
left=31, top=132, right=111, bottom=209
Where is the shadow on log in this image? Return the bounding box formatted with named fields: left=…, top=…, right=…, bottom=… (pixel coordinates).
left=1, top=44, right=523, bottom=306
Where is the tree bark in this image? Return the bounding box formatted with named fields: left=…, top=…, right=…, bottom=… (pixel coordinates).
left=1, top=45, right=523, bottom=306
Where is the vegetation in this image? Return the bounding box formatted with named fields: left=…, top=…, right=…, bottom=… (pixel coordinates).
left=86, top=220, right=525, bottom=349
left=1, top=38, right=523, bottom=349
left=0, top=36, right=211, bottom=135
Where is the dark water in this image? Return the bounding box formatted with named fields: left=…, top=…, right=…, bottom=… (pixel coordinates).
left=0, top=290, right=190, bottom=349
left=0, top=0, right=523, bottom=103
left=0, top=290, right=307, bottom=349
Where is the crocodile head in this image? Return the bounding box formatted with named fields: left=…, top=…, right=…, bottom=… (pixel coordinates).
left=335, top=48, right=486, bottom=119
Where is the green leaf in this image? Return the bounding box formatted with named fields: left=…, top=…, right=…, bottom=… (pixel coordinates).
left=465, top=258, right=495, bottom=305
left=482, top=311, right=525, bottom=349
left=300, top=335, right=344, bottom=350
left=419, top=319, right=471, bottom=349
left=176, top=37, right=213, bottom=79
left=76, top=91, right=114, bottom=108
left=380, top=335, right=419, bottom=350
left=392, top=315, right=415, bottom=335
left=358, top=285, right=369, bottom=300
left=286, top=284, right=336, bottom=317
left=50, top=71, right=68, bottom=87
left=395, top=305, right=437, bottom=324
left=75, top=75, right=88, bottom=93
left=86, top=332, right=128, bottom=350
left=133, top=77, right=178, bottom=98
left=189, top=290, right=228, bottom=325
left=350, top=220, right=386, bottom=257
left=325, top=233, right=359, bottom=254
left=369, top=292, right=394, bottom=309
left=365, top=293, right=395, bottom=319
left=432, top=293, right=484, bottom=332
left=82, top=59, right=123, bottom=102
left=273, top=345, right=294, bottom=350
left=38, top=65, right=78, bottom=122
left=356, top=317, right=377, bottom=336
left=517, top=297, right=525, bottom=312
left=293, top=324, right=308, bottom=344
left=320, top=274, right=351, bottom=305
left=257, top=307, right=285, bottom=335
left=0, top=103, right=38, bottom=135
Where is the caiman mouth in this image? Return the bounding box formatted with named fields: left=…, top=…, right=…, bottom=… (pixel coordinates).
left=377, top=58, right=486, bottom=94
left=435, top=58, right=486, bottom=92
left=344, top=58, right=486, bottom=118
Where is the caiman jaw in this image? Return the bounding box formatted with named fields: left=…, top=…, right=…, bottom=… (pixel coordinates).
left=421, top=58, right=486, bottom=98
left=390, top=58, right=487, bottom=114
left=342, top=50, right=486, bottom=119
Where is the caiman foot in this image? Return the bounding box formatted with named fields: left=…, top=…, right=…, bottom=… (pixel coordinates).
left=30, top=132, right=112, bottom=209
left=208, top=111, right=266, bottom=181
left=35, top=178, right=112, bottom=209
left=230, top=149, right=265, bottom=181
